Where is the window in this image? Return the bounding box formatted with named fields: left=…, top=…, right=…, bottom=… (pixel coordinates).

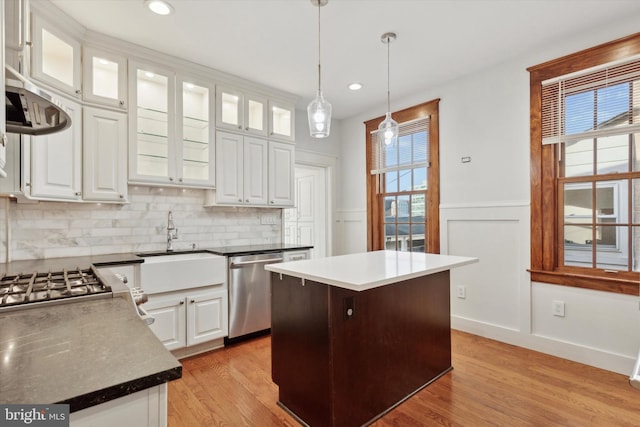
left=528, top=33, right=640, bottom=295
left=365, top=100, right=440, bottom=253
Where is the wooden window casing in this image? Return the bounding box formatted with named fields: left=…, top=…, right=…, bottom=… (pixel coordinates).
left=365, top=99, right=440, bottom=253
left=528, top=32, right=640, bottom=296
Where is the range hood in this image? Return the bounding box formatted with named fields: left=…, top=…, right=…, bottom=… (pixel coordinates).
left=5, top=65, right=71, bottom=135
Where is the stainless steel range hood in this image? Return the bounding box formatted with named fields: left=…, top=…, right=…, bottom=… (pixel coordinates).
left=5, top=65, right=71, bottom=136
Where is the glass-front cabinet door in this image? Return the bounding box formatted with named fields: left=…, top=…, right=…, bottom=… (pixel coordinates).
left=178, top=77, right=214, bottom=186
left=30, top=13, right=81, bottom=97
left=129, top=62, right=176, bottom=184
left=83, top=46, right=127, bottom=109
left=268, top=100, right=295, bottom=142
left=215, top=86, right=267, bottom=136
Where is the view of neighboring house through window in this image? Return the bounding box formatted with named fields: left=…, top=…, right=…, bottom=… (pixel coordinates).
left=365, top=100, right=440, bottom=253
left=529, top=35, right=640, bottom=295
left=551, top=66, right=640, bottom=272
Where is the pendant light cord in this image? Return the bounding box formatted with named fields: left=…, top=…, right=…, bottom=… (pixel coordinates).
left=317, top=1, right=322, bottom=93
left=386, top=35, right=391, bottom=112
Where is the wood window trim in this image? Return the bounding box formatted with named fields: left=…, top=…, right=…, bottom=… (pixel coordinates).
left=364, top=99, right=440, bottom=252
left=528, top=32, right=640, bottom=296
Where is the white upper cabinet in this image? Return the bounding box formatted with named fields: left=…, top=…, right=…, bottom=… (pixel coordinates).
left=129, top=62, right=176, bottom=184
left=83, top=46, right=127, bottom=109
left=5, top=0, right=25, bottom=51
left=30, top=13, right=82, bottom=97
left=129, top=62, right=215, bottom=187
left=83, top=107, right=128, bottom=202
left=268, top=140, right=295, bottom=207
left=177, top=76, right=215, bottom=186
left=268, top=100, right=295, bottom=142
left=215, top=131, right=267, bottom=205
left=29, top=95, right=82, bottom=201
left=216, top=86, right=268, bottom=137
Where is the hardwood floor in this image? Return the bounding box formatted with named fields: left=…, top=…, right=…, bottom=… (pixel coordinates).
left=168, top=330, right=640, bottom=426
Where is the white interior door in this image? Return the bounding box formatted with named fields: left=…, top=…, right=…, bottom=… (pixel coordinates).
left=284, top=165, right=326, bottom=258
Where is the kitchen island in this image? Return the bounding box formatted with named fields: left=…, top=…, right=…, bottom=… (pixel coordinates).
left=266, top=250, right=477, bottom=427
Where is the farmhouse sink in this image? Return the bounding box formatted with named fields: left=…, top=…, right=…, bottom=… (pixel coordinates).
left=139, top=252, right=226, bottom=294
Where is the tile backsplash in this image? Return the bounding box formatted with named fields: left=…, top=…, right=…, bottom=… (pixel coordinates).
left=0, top=186, right=282, bottom=262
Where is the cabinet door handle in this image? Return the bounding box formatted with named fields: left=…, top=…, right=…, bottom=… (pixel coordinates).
left=75, top=192, right=82, bottom=196
left=178, top=178, right=183, bottom=182
left=179, top=300, right=185, bottom=305
left=119, top=194, right=124, bottom=199
left=119, top=100, right=125, bottom=106
left=238, top=125, right=242, bottom=130
left=169, top=177, right=174, bottom=182
left=190, top=299, right=195, bottom=304
left=75, top=89, right=82, bottom=95
left=0, top=134, right=6, bottom=147
left=238, top=198, right=242, bottom=202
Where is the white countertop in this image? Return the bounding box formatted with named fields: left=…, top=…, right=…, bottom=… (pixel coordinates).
left=265, top=250, right=478, bottom=291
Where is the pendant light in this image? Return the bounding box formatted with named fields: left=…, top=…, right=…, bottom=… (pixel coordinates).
left=307, top=0, right=332, bottom=138
left=379, top=32, right=398, bottom=146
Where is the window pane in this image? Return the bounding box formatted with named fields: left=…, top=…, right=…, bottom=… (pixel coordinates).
left=564, top=183, right=592, bottom=220
left=595, top=181, right=620, bottom=221
left=385, top=171, right=398, bottom=193
left=564, top=139, right=594, bottom=177
left=564, top=225, right=593, bottom=267
left=597, top=135, right=629, bottom=174
left=411, top=224, right=425, bottom=252
left=633, top=135, right=640, bottom=172
left=633, top=226, right=640, bottom=272
left=634, top=179, right=640, bottom=224
left=413, top=167, right=427, bottom=190
left=385, top=224, right=397, bottom=250
left=565, top=91, right=594, bottom=135
left=397, top=195, right=410, bottom=219
left=597, top=83, right=629, bottom=127
left=384, top=196, right=396, bottom=222
left=596, top=225, right=626, bottom=270
left=398, top=135, right=412, bottom=166
left=413, top=131, right=427, bottom=163
left=411, top=194, right=425, bottom=220
left=385, top=142, right=398, bottom=168
left=399, top=169, right=412, bottom=192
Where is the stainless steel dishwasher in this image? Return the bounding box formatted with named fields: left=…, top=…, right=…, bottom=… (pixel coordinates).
left=228, top=252, right=283, bottom=340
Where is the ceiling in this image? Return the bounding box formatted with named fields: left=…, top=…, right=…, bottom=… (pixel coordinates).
left=49, top=0, right=640, bottom=120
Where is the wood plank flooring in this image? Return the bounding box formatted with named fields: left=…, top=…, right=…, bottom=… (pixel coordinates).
left=168, top=330, right=640, bottom=426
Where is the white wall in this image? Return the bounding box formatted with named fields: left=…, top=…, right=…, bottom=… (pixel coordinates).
left=335, top=14, right=640, bottom=374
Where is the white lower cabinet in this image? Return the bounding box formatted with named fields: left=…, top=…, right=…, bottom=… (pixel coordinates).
left=70, top=383, right=167, bottom=427
left=145, top=287, right=228, bottom=351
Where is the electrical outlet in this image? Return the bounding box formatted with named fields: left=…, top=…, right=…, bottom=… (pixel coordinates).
left=552, top=300, right=565, bottom=317
left=456, top=285, right=466, bottom=299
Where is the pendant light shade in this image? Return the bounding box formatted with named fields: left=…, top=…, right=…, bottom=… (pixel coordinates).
left=307, top=0, right=331, bottom=138
left=379, top=32, right=398, bottom=146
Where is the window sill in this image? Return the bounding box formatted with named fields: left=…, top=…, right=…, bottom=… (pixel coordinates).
left=529, top=269, right=639, bottom=296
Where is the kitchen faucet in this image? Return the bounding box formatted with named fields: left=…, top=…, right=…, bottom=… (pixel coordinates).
left=167, top=211, right=178, bottom=251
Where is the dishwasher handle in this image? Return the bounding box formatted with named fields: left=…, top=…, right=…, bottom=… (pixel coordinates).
left=230, top=258, right=284, bottom=268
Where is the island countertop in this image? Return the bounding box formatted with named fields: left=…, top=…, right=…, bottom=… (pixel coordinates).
left=265, top=250, right=478, bottom=291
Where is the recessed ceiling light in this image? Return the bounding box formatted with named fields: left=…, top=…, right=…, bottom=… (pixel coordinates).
left=145, top=0, right=174, bottom=16
left=348, top=82, right=363, bottom=91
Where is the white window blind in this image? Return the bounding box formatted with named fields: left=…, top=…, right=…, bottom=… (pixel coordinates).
left=370, top=116, right=429, bottom=175
left=541, top=57, right=640, bottom=145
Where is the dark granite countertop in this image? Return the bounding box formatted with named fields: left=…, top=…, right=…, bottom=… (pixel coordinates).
left=0, top=296, right=181, bottom=412
left=0, top=253, right=143, bottom=276
left=205, top=243, right=313, bottom=256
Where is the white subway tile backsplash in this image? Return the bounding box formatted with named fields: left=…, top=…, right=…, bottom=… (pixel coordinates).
left=0, top=187, right=282, bottom=262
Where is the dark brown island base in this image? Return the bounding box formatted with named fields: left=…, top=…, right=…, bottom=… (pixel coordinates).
left=266, top=250, right=478, bottom=427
